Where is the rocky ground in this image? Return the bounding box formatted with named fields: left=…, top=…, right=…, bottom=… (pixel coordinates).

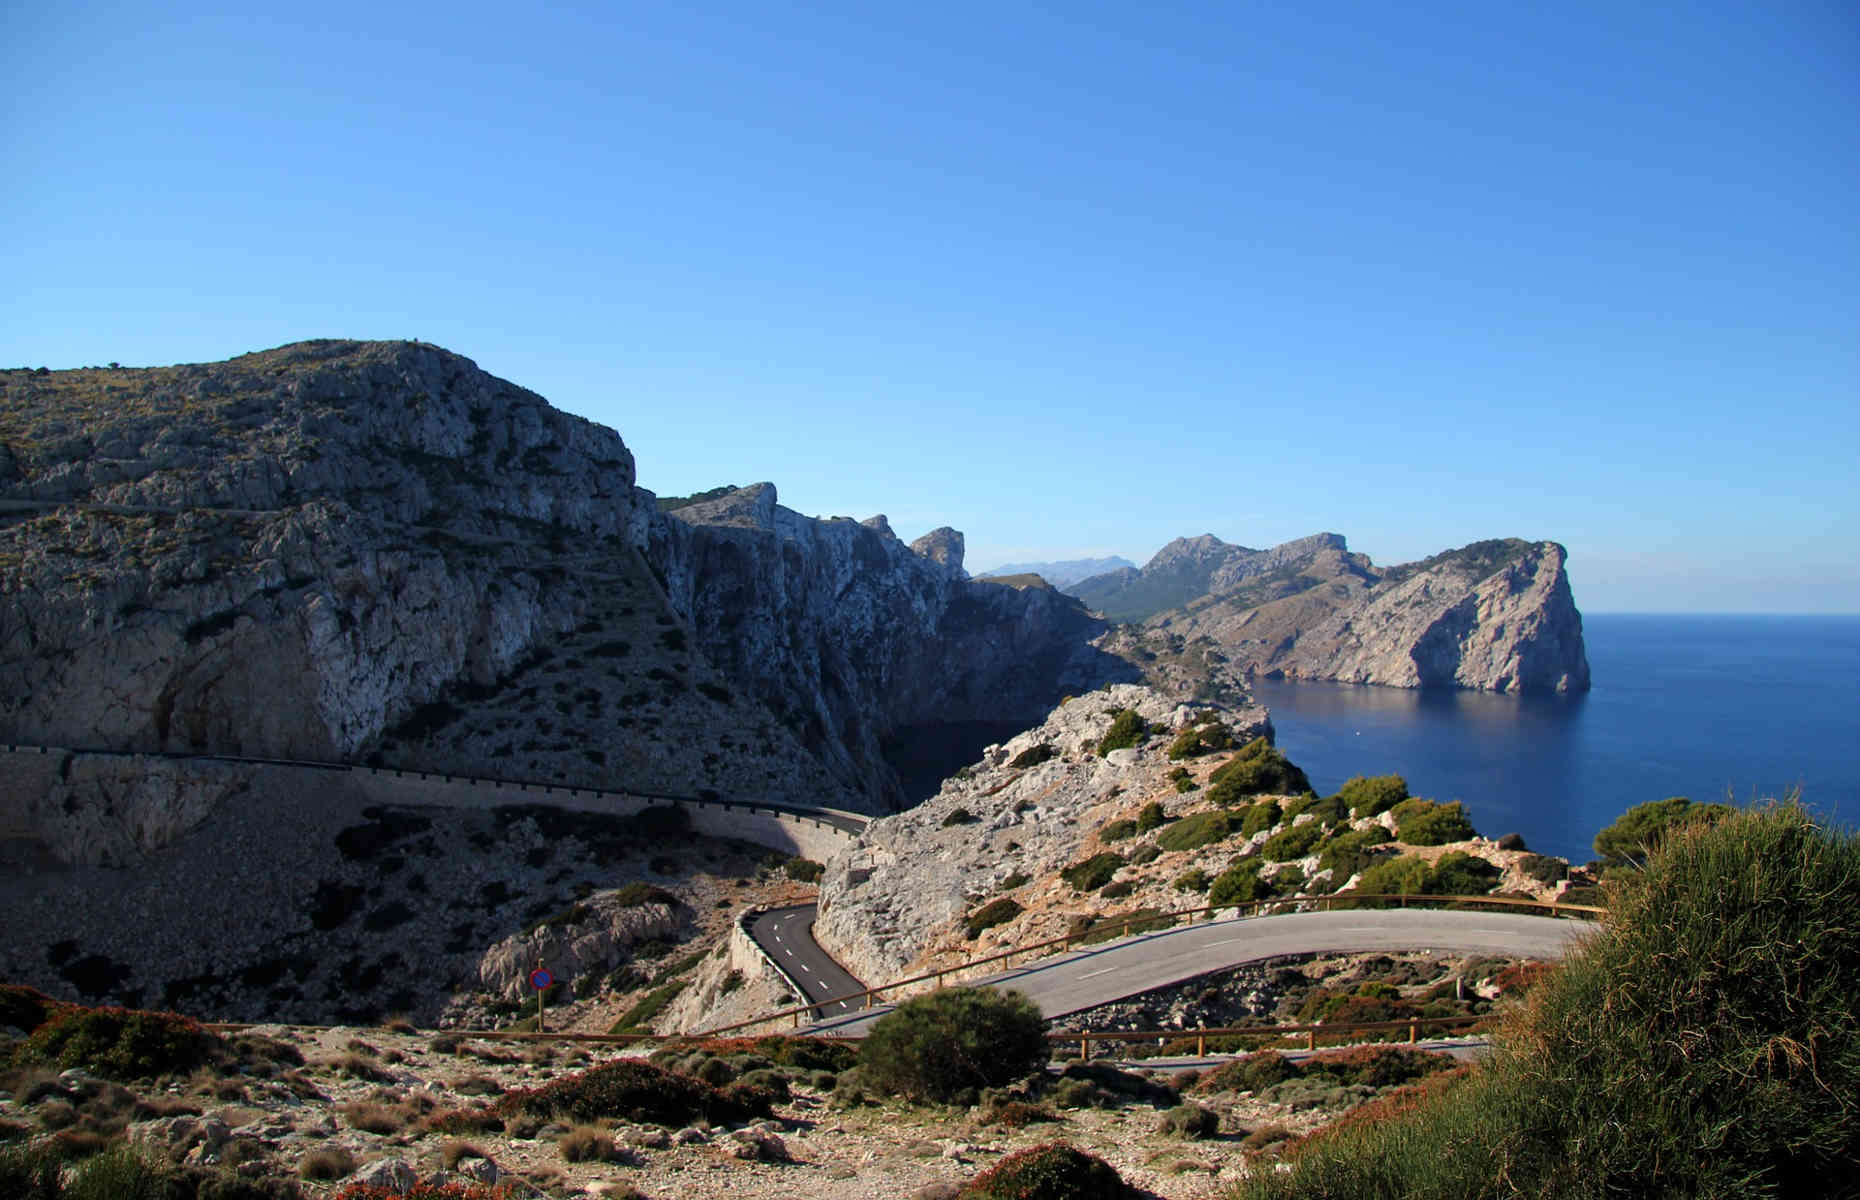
left=1, top=1004, right=1495, bottom=1200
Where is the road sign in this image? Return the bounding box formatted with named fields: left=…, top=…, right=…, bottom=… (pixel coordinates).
left=529, top=968, right=553, bottom=991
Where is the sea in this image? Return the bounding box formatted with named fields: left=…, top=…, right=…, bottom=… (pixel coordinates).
left=1250, top=613, right=1860, bottom=864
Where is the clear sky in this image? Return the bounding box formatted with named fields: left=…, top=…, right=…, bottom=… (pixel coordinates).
left=4, top=2, right=1855, bottom=612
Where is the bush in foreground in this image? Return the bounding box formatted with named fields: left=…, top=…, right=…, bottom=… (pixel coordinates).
left=1592, top=795, right=1731, bottom=868
left=1234, top=801, right=1860, bottom=1199
left=956, top=1142, right=1141, bottom=1199
left=494, top=1057, right=769, bottom=1127
left=859, top=987, right=1047, bottom=1104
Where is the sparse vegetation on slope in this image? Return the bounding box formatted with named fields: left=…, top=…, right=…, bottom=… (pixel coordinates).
left=1233, top=800, right=1860, bottom=1199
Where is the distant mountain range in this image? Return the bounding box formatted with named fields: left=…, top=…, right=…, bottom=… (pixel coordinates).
left=975, top=556, right=1136, bottom=589
left=1069, top=533, right=1590, bottom=694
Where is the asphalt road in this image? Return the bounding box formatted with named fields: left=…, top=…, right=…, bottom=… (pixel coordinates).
left=800, top=907, right=1595, bottom=1036
left=745, top=904, right=869, bottom=1018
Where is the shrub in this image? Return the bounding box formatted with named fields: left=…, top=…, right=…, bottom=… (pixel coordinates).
left=1009, top=743, right=1056, bottom=769
left=1393, top=798, right=1477, bottom=845
left=1097, top=709, right=1147, bottom=756
left=1205, top=738, right=1311, bottom=804
left=1197, top=1051, right=1298, bottom=1094
left=1060, top=852, right=1125, bottom=892
left=1175, top=775, right=1199, bottom=793
left=1208, top=863, right=1275, bottom=908
left=1173, top=868, right=1210, bottom=893
left=858, top=987, right=1047, bottom=1104
left=1348, top=855, right=1433, bottom=903
left=1167, top=722, right=1233, bottom=760
left=783, top=858, right=824, bottom=883
left=1593, top=796, right=1733, bottom=868
left=1135, top=800, right=1167, bottom=831
left=1260, top=821, right=1325, bottom=862
left=942, top=807, right=980, bottom=827
left=1336, top=774, right=1410, bottom=818
left=1098, top=818, right=1138, bottom=842
left=298, top=1145, right=359, bottom=1182
left=1234, top=801, right=1860, bottom=1199
left=1515, top=852, right=1569, bottom=886
left=558, top=1125, right=623, bottom=1162
left=965, top=898, right=1024, bottom=939
left=1317, top=826, right=1394, bottom=879
left=1126, top=841, right=1161, bottom=864
left=1099, top=879, right=1135, bottom=899
left=957, top=1142, right=1141, bottom=1199
left=1240, top=799, right=1281, bottom=837
left=496, top=1058, right=768, bottom=1126
left=1428, top=851, right=1501, bottom=896
left=612, top=882, right=678, bottom=907
left=19, top=1004, right=218, bottom=1081
left=609, top=980, right=686, bottom=1033
left=1283, top=792, right=1349, bottom=826
left=1155, top=810, right=1235, bottom=852
left=1157, top=1103, right=1220, bottom=1138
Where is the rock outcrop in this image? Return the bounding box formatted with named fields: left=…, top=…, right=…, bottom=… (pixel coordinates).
left=1084, top=534, right=1590, bottom=693
left=813, top=685, right=1270, bottom=985
left=0, top=341, right=1120, bottom=816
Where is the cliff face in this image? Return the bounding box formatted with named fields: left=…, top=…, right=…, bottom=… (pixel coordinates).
left=1093, top=535, right=1590, bottom=694
left=644, top=484, right=1119, bottom=808
left=0, top=341, right=1111, bottom=815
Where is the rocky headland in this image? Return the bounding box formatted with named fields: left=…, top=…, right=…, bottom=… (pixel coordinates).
left=1075, top=533, right=1589, bottom=694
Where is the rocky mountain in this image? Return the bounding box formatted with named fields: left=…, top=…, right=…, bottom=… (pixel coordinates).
left=0, top=341, right=1118, bottom=816
left=1077, top=533, right=1589, bottom=694
left=975, top=555, right=1136, bottom=589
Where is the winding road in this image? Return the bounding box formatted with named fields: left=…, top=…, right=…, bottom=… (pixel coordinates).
left=748, top=905, right=1594, bottom=1037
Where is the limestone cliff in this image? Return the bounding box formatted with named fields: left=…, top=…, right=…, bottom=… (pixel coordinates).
left=0, top=340, right=1112, bottom=818
left=1088, top=535, right=1590, bottom=694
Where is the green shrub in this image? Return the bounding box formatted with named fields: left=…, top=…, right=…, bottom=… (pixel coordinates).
left=1260, top=821, right=1325, bottom=862
left=1155, top=810, right=1236, bottom=852
left=0, top=985, right=60, bottom=1035
left=496, top=1058, right=767, bottom=1126
left=859, top=987, right=1048, bottom=1104
left=612, top=881, right=679, bottom=907
left=1593, top=796, right=1733, bottom=868
left=1135, top=801, right=1167, bottom=831
left=1099, top=879, right=1135, bottom=899
left=1240, top=799, right=1282, bottom=837
left=608, top=980, right=686, bottom=1033
left=1515, top=853, right=1569, bottom=886
left=1317, top=826, right=1394, bottom=879
left=19, top=1004, right=219, bottom=1080
left=1098, top=818, right=1138, bottom=842
left=1009, top=743, right=1056, bottom=769
left=1097, top=709, right=1147, bottom=756
left=783, top=858, right=824, bottom=883
left=1173, top=868, right=1210, bottom=893
left=957, top=1141, right=1141, bottom=1199
left=1336, top=774, right=1410, bottom=818
left=1273, top=864, right=1307, bottom=890
left=1299, top=1045, right=1459, bottom=1089
left=1175, top=776, right=1199, bottom=793
left=1208, top=863, right=1275, bottom=907
left=1348, top=855, right=1433, bottom=903
left=1283, top=792, right=1348, bottom=826
left=1060, top=852, right=1125, bottom=892
left=1126, top=841, right=1161, bottom=865
left=1206, top=739, right=1310, bottom=804
left=1429, top=851, right=1501, bottom=896
left=1166, top=722, right=1233, bottom=760
left=1234, top=801, right=1860, bottom=1199
left=965, top=898, right=1024, bottom=939
left=1393, top=798, right=1477, bottom=845
left=1196, top=1051, right=1298, bottom=1094
left=1157, top=1103, right=1220, bottom=1137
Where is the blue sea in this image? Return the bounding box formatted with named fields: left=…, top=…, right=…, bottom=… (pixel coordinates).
left=1249, top=614, right=1860, bottom=864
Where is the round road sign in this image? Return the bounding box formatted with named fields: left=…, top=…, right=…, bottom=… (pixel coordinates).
left=528, top=968, right=554, bottom=991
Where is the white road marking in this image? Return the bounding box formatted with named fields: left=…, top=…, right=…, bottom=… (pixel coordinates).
left=1078, top=966, right=1120, bottom=979
left=799, top=963, right=811, bottom=973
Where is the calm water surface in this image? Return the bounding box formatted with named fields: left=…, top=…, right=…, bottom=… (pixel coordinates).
left=1250, top=614, right=1860, bottom=863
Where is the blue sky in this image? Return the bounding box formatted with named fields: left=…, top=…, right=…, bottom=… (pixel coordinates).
left=4, top=1, right=1855, bottom=612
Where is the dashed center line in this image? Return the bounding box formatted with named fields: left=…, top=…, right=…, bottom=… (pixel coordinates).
left=1078, top=966, right=1120, bottom=979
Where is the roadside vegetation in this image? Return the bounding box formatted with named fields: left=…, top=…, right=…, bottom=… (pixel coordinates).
left=1230, top=800, right=1859, bottom=1199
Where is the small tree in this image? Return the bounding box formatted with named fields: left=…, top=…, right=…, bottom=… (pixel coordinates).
left=1593, top=796, right=1732, bottom=868
left=859, top=988, right=1048, bottom=1103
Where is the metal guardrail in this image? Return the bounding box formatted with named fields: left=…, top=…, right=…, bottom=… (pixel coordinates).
left=702, top=891, right=1604, bottom=1037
